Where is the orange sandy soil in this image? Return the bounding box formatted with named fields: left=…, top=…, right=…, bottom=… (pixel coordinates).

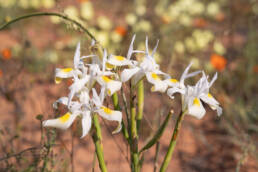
left=0, top=21, right=257, bottom=172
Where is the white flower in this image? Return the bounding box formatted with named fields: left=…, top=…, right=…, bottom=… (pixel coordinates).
left=43, top=87, right=123, bottom=138
left=42, top=97, right=82, bottom=131
left=88, top=50, right=122, bottom=96
left=166, top=62, right=201, bottom=98
left=55, top=42, right=86, bottom=84
left=106, top=34, right=144, bottom=68
left=183, top=72, right=222, bottom=119
left=92, top=88, right=122, bottom=134
left=121, top=36, right=168, bottom=92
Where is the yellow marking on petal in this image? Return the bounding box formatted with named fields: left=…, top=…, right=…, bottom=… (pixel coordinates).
left=208, top=93, right=213, bottom=98
left=114, top=56, right=125, bottom=61
left=107, top=89, right=112, bottom=96
left=59, top=112, right=71, bottom=123
left=151, top=86, right=155, bottom=92
left=101, top=106, right=113, bottom=115
left=151, top=73, right=160, bottom=80
left=102, top=76, right=111, bottom=83
left=193, top=98, right=201, bottom=107
left=170, top=79, right=178, bottom=83
left=55, top=77, right=62, bottom=84
left=61, top=68, right=73, bottom=73
left=106, top=63, right=115, bottom=69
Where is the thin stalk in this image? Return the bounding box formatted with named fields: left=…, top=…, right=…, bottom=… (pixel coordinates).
left=130, top=83, right=139, bottom=172
left=71, top=129, right=74, bottom=172
left=137, top=79, right=144, bottom=131
left=0, top=12, right=96, bottom=41
left=92, top=115, right=107, bottom=172
left=112, top=93, right=129, bottom=142
left=159, top=110, right=187, bottom=172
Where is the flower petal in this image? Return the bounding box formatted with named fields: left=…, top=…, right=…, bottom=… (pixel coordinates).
left=106, top=80, right=122, bottom=96
left=55, top=68, right=74, bottom=83
left=120, top=67, right=140, bottom=82
left=96, top=106, right=122, bottom=133
left=53, top=97, right=68, bottom=109
left=151, top=81, right=168, bottom=93
left=187, top=98, right=206, bottom=119
left=74, top=42, right=81, bottom=68
left=200, top=93, right=222, bottom=116
left=42, top=112, right=78, bottom=130
left=81, top=111, right=92, bottom=138
left=107, top=55, right=132, bottom=66
left=167, top=87, right=185, bottom=99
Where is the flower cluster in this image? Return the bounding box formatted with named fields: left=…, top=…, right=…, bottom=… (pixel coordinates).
left=43, top=35, right=222, bottom=138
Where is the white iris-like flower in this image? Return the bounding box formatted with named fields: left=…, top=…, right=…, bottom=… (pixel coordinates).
left=55, top=42, right=85, bottom=84
left=106, top=34, right=144, bottom=68
left=87, top=50, right=122, bottom=96
left=92, top=88, right=122, bottom=134
left=183, top=72, right=222, bottom=119
left=166, top=62, right=201, bottom=98
left=43, top=88, right=122, bottom=138
left=121, top=37, right=168, bottom=92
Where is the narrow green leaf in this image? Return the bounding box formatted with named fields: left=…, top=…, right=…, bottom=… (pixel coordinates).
left=139, top=110, right=173, bottom=153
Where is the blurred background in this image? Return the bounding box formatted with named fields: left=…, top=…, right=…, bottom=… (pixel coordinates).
left=0, top=0, right=257, bottom=171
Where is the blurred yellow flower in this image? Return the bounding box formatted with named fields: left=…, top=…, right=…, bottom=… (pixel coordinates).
left=19, top=0, right=29, bottom=9
left=111, top=31, right=122, bottom=43
left=136, top=20, right=152, bottom=32
left=81, top=1, right=94, bottom=20
left=189, top=1, right=205, bottom=15
left=136, top=5, right=146, bottom=16
left=64, top=6, right=79, bottom=20
left=30, top=0, right=41, bottom=8
left=50, top=16, right=61, bottom=24
left=96, top=31, right=109, bottom=47
left=42, top=0, right=55, bottom=9
left=0, top=0, right=16, bottom=7
left=213, top=41, right=226, bottom=55
left=125, top=13, right=137, bottom=26
left=179, top=14, right=192, bottom=27
left=97, top=16, right=112, bottom=30
left=174, top=41, right=185, bottom=54
left=207, top=2, right=220, bottom=16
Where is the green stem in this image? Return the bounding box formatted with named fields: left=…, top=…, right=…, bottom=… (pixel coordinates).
left=0, top=12, right=96, bottom=41
left=112, top=93, right=129, bottom=142
left=130, top=83, right=139, bottom=172
left=159, top=110, right=186, bottom=172
left=137, top=79, right=144, bottom=131
left=92, top=115, right=107, bottom=172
